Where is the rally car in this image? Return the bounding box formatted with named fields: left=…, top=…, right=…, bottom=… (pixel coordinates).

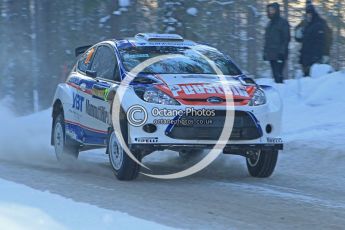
left=51, top=33, right=283, bottom=180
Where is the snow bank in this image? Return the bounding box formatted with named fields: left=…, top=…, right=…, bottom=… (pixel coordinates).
left=0, top=101, right=53, bottom=163
left=258, top=70, right=345, bottom=150
left=310, top=64, right=334, bottom=78
left=0, top=178, right=175, bottom=230
left=0, top=104, right=113, bottom=176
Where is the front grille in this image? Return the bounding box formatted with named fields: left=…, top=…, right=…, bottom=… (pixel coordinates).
left=166, top=111, right=262, bottom=141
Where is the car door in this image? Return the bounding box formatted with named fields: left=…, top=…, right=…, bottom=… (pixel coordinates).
left=64, top=47, right=96, bottom=144
left=81, top=44, right=119, bottom=146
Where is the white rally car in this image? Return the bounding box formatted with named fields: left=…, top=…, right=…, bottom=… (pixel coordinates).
left=51, top=33, right=283, bottom=180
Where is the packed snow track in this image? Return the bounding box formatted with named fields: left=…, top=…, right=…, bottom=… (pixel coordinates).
left=0, top=144, right=345, bottom=229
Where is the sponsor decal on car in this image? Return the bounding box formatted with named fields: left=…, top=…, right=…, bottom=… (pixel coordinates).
left=134, top=137, right=159, bottom=143
left=169, top=84, right=250, bottom=98
left=72, top=93, right=84, bottom=112
left=267, top=137, right=283, bottom=143
left=85, top=100, right=110, bottom=124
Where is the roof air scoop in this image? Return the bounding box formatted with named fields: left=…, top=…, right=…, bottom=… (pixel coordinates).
left=135, top=33, right=184, bottom=42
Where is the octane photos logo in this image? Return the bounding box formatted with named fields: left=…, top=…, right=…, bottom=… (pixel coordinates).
left=126, top=105, right=148, bottom=127
left=127, top=106, right=216, bottom=127
left=112, top=53, right=235, bottom=179
left=151, top=107, right=216, bottom=117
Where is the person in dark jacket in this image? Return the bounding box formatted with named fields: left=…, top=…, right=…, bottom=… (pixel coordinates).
left=297, top=5, right=333, bottom=76
left=295, top=0, right=313, bottom=43
left=264, top=2, right=291, bottom=84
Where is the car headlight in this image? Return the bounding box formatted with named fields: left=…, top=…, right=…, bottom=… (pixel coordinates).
left=248, top=89, right=266, bottom=106
left=142, top=87, right=180, bottom=105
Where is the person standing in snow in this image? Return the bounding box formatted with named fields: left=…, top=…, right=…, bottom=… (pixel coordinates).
left=263, top=2, right=291, bottom=84
left=295, top=0, right=313, bottom=44
left=296, top=5, right=333, bottom=77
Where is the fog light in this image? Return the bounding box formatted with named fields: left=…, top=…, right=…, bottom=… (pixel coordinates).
left=143, top=124, right=157, bottom=133
left=266, top=124, right=273, bottom=134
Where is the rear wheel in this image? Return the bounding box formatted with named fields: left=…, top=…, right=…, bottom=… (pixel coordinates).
left=246, top=150, right=278, bottom=178
left=53, top=114, right=79, bottom=162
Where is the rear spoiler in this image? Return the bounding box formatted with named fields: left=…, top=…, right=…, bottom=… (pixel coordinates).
left=75, top=45, right=92, bottom=57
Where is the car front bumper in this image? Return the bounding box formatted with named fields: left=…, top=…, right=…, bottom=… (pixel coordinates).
left=119, top=86, right=283, bottom=151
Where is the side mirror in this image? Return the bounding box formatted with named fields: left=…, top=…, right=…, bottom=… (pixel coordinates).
left=105, top=85, right=119, bottom=101
left=86, top=70, right=97, bottom=78
left=91, top=85, right=118, bottom=102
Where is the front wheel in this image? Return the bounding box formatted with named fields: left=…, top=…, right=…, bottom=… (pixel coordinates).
left=108, top=130, right=141, bottom=181
left=246, top=150, right=278, bottom=178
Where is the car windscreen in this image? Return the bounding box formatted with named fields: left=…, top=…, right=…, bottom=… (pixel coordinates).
left=118, top=46, right=242, bottom=75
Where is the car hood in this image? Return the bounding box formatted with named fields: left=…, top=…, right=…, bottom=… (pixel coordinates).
left=135, top=74, right=256, bottom=106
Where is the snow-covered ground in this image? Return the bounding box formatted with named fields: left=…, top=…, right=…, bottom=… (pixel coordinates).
left=0, top=69, right=345, bottom=229
left=0, top=178, right=175, bottom=230
left=0, top=104, right=175, bottom=229
left=259, top=69, right=345, bottom=149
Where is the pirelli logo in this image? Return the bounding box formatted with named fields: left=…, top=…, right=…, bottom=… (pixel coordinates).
left=267, top=137, right=283, bottom=144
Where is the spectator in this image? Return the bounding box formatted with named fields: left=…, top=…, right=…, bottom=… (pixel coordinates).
left=263, top=2, right=291, bottom=84
left=297, top=5, right=333, bottom=76
left=295, top=1, right=313, bottom=43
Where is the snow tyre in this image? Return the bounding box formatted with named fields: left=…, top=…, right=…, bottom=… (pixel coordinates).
left=108, top=129, right=141, bottom=181
left=53, top=113, right=79, bottom=162
left=246, top=150, right=278, bottom=178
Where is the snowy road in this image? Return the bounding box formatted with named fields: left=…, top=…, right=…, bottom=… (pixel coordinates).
left=0, top=141, right=344, bottom=230
left=1, top=72, right=345, bottom=229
